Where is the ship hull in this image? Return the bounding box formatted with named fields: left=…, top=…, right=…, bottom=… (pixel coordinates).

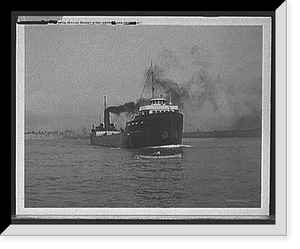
left=90, top=112, right=183, bottom=149
left=90, top=131, right=128, bottom=148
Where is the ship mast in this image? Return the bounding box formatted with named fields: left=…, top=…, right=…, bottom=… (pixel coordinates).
left=139, top=61, right=164, bottom=101
left=151, top=61, right=154, bottom=98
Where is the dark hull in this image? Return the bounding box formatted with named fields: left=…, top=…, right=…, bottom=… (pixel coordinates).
left=90, top=112, right=183, bottom=149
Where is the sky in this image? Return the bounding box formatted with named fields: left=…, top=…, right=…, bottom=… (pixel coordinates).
left=23, top=18, right=264, bottom=132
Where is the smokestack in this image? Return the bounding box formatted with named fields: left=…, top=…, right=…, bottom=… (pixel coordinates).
left=104, top=109, right=110, bottom=131
left=104, top=96, right=110, bottom=131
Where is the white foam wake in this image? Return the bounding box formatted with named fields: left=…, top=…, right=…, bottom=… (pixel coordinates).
left=147, top=144, right=194, bottom=149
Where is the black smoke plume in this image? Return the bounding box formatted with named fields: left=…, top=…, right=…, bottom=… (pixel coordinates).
left=153, top=77, right=189, bottom=109
left=106, top=98, right=148, bottom=115
left=106, top=44, right=262, bottom=132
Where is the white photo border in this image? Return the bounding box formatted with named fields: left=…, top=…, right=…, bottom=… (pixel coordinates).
left=15, top=16, right=272, bottom=218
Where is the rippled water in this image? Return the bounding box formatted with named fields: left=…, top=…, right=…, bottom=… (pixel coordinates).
left=25, top=137, right=261, bottom=208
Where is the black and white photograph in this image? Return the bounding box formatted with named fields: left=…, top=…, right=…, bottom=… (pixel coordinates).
left=19, top=15, right=269, bottom=216
left=7, top=9, right=288, bottom=236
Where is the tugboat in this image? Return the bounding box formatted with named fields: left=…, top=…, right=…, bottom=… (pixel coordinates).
left=90, top=63, right=184, bottom=149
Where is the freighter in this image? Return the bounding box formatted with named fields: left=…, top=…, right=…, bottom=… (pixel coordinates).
left=90, top=63, right=183, bottom=149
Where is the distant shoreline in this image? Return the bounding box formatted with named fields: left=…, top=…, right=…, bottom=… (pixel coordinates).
left=25, top=128, right=261, bottom=140
left=25, top=136, right=90, bottom=140
left=182, top=128, right=261, bottom=138
left=24, top=130, right=90, bottom=140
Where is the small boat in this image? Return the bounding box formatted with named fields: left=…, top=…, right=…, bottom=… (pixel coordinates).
left=136, top=154, right=182, bottom=159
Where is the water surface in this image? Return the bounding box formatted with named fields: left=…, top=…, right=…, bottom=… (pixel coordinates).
left=25, top=137, right=261, bottom=208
